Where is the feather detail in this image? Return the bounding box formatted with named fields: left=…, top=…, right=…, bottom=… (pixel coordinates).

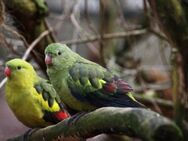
left=35, top=84, right=43, bottom=94
left=43, top=110, right=69, bottom=124
left=80, top=77, right=88, bottom=85
left=103, top=79, right=133, bottom=94
left=42, top=91, right=49, bottom=101
left=116, top=79, right=133, bottom=93
left=89, top=78, right=100, bottom=88
left=67, top=62, right=144, bottom=108
left=103, top=82, right=117, bottom=93
left=48, top=98, right=54, bottom=107
left=53, top=111, right=70, bottom=121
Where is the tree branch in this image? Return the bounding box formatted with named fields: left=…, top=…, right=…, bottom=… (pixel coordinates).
left=7, top=107, right=182, bottom=141
left=61, top=29, right=147, bottom=45
left=148, top=0, right=188, bottom=138
left=0, top=27, right=53, bottom=89
left=134, top=94, right=173, bottom=109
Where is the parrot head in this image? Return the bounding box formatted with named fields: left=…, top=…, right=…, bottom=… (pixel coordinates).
left=45, top=43, right=77, bottom=71
left=5, top=59, right=37, bottom=85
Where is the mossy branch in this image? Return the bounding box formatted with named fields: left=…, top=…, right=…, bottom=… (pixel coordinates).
left=148, top=0, right=188, bottom=47
left=7, top=107, right=182, bottom=141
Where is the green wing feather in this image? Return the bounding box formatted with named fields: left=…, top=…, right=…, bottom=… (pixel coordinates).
left=67, top=61, right=144, bottom=108
left=68, top=62, right=109, bottom=91
left=34, top=78, right=63, bottom=108
left=34, top=78, right=70, bottom=123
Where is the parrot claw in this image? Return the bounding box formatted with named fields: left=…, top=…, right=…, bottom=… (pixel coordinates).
left=67, top=112, right=87, bottom=126
left=23, top=128, right=40, bottom=141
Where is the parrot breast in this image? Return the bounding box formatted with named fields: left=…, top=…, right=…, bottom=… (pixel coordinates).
left=6, top=86, right=52, bottom=127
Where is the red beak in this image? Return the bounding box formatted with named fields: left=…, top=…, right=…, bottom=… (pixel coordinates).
left=45, top=54, right=52, bottom=65
left=4, top=66, right=11, bottom=77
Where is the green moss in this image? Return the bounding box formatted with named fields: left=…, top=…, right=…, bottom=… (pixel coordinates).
left=155, top=0, right=188, bottom=48
left=4, top=0, right=48, bottom=18
left=6, top=0, right=37, bottom=16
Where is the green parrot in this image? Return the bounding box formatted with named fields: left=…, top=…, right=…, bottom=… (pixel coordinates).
left=5, top=59, right=69, bottom=128
left=45, top=43, right=145, bottom=113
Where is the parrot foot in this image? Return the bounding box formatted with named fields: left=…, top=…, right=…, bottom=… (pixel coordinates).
left=67, top=112, right=87, bottom=126
left=23, top=128, right=40, bottom=141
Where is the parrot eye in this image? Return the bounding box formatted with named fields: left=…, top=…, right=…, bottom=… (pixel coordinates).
left=57, top=51, right=62, bottom=56
left=17, top=66, right=21, bottom=70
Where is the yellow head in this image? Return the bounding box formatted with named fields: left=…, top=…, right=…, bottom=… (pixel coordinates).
left=4, top=59, right=37, bottom=88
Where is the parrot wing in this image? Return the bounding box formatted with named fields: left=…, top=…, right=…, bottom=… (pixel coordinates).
left=67, top=61, right=144, bottom=108
left=34, top=78, right=69, bottom=123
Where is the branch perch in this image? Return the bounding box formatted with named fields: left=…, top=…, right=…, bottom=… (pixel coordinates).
left=7, top=107, right=182, bottom=141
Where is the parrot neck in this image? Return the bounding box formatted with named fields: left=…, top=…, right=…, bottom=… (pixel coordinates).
left=47, top=58, right=74, bottom=74
left=49, top=68, right=68, bottom=81
left=7, top=71, right=38, bottom=89
left=47, top=66, right=67, bottom=76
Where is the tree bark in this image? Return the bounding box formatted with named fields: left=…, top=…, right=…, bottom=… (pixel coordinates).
left=99, top=0, right=117, bottom=66
left=7, top=107, right=182, bottom=141
left=148, top=0, right=188, bottom=138
left=3, top=0, right=54, bottom=72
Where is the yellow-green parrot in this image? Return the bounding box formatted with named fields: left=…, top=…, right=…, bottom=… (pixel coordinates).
left=45, top=43, right=145, bottom=113
left=4, top=59, right=69, bottom=128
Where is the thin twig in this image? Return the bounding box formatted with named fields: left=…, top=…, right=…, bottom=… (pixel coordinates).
left=144, top=0, right=169, bottom=42
left=149, top=28, right=169, bottom=42
left=84, top=0, right=98, bottom=35
left=61, top=29, right=147, bottom=45
left=22, top=28, right=53, bottom=60
left=0, top=78, right=7, bottom=89
left=44, top=19, right=57, bottom=42
left=0, top=28, right=53, bottom=89
left=70, top=11, right=99, bottom=56
left=2, top=24, right=29, bottom=48
left=0, top=0, right=5, bottom=25
left=99, top=0, right=105, bottom=66
left=143, top=0, right=169, bottom=43
left=4, top=38, right=22, bottom=56
left=158, top=39, right=170, bottom=69
left=70, top=0, right=82, bottom=51
left=134, top=81, right=171, bottom=92
left=70, top=0, right=99, bottom=54
left=115, top=0, right=129, bottom=30
left=134, top=94, right=173, bottom=108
